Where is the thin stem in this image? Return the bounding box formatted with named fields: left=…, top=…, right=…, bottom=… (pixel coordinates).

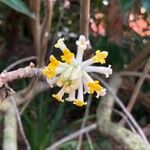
left=46, top=123, right=97, bottom=150
left=76, top=95, right=92, bottom=150
left=86, top=132, right=95, bottom=150
left=10, top=96, right=31, bottom=150
left=121, top=58, right=150, bottom=124
left=80, top=0, right=90, bottom=38
left=5, top=56, right=36, bottom=71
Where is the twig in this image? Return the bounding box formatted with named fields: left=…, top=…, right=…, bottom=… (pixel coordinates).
left=120, top=71, right=150, bottom=80
left=0, top=65, right=42, bottom=88
left=5, top=56, right=36, bottom=71
left=121, top=58, right=150, bottom=124
left=113, top=109, right=137, bottom=133
left=80, top=0, right=90, bottom=38
left=85, top=132, right=95, bottom=150
left=48, top=0, right=64, bottom=56
left=125, top=46, right=150, bottom=71
left=46, top=123, right=97, bottom=150
left=40, top=0, right=53, bottom=66
left=76, top=95, right=92, bottom=150
left=10, top=96, right=31, bottom=150
left=93, top=74, right=149, bottom=144
left=29, top=0, right=41, bottom=58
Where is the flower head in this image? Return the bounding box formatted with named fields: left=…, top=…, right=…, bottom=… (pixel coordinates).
left=42, top=35, right=112, bottom=107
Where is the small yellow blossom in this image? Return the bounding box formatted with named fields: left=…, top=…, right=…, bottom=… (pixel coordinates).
left=61, top=48, right=74, bottom=64
left=42, top=67, right=56, bottom=79
left=52, top=94, right=64, bottom=102
left=93, top=50, right=108, bottom=64
left=48, top=55, right=60, bottom=68
left=73, top=99, right=87, bottom=107
left=87, top=80, right=103, bottom=94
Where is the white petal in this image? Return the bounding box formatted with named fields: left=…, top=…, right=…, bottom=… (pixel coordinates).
left=84, top=65, right=112, bottom=78
left=47, top=77, right=59, bottom=87
left=96, top=88, right=106, bottom=98
left=81, top=58, right=93, bottom=67
left=66, top=90, right=75, bottom=101
left=77, top=80, right=84, bottom=100
left=83, top=71, right=94, bottom=82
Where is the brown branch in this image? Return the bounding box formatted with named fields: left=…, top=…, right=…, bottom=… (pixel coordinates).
left=120, top=58, right=150, bottom=124
left=121, top=79, right=150, bottom=111
left=29, top=0, right=41, bottom=58
left=0, top=64, right=42, bottom=88
left=46, top=123, right=97, bottom=150
left=80, top=0, right=90, bottom=38
left=126, top=46, right=150, bottom=71
left=76, top=95, right=92, bottom=150
left=40, top=0, right=53, bottom=66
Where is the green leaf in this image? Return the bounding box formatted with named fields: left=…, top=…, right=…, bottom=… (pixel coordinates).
left=0, top=0, right=35, bottom=18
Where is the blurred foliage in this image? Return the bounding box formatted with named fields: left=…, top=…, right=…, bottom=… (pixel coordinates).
left=0, top=0, right=34, bottom=18
left=23, top=92, right=65, bottom=150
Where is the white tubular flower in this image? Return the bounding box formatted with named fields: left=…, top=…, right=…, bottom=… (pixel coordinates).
left=66, top=90, right=75, bottom=102
left=76, top=35, right=89, bottom=63
left=42, top=35, right=112, bottom=107
left=47, top=77, right=59, bottom=88
left=84, top=65, right=112, bottom=78
left=73, top=81, right=87, bottom=107
left=54, top=38, right=67, bottom=51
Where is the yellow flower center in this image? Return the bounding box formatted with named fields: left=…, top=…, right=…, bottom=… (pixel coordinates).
left=42, top=67, right=56, bottom=79
left=52, top=94, right=64, bottom=102
left=61, top=48, right=74, bottom=64
left=73, top=99, right=87, bottom=107
left=93, top=50, right=108, bottom=64
left=87, top=80, right=103, bottom=94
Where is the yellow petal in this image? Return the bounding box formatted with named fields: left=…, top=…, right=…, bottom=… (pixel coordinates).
left=52, top=94, right=64, bottom=102
left=93, top=50, right=108, bottom=64
left=49, top=55, right=60, bottom=68
left=42, top=67, right=56, bottom=79
left=87, top=80, right=103, bottom=94
left=61, top=48, right=74, bottom=64
left=73, top=99, right=87, bottom=107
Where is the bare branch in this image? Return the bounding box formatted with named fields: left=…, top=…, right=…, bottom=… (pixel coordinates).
left=40, top=0, right=54, bottom=66
left=0, top=65, right=42, bottom=88
left=46, top=123, right=97, bottom=150
left=80, top=0, right=90, bottom=38
left=120, top=71, right=150, bottom=80
left=121, top=58, right=150, bottom=124
left=76, top=95, right=92, bottom=150
left=29, top=0, right=41, bottom=57
left=10, top=96, right=31, bottom=150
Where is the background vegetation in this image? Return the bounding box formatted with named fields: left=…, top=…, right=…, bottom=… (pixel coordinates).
left=0, top=0, right=149, bottom=150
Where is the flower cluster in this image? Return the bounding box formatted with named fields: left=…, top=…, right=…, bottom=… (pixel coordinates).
left=42, top=35, right=112, bottom=107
